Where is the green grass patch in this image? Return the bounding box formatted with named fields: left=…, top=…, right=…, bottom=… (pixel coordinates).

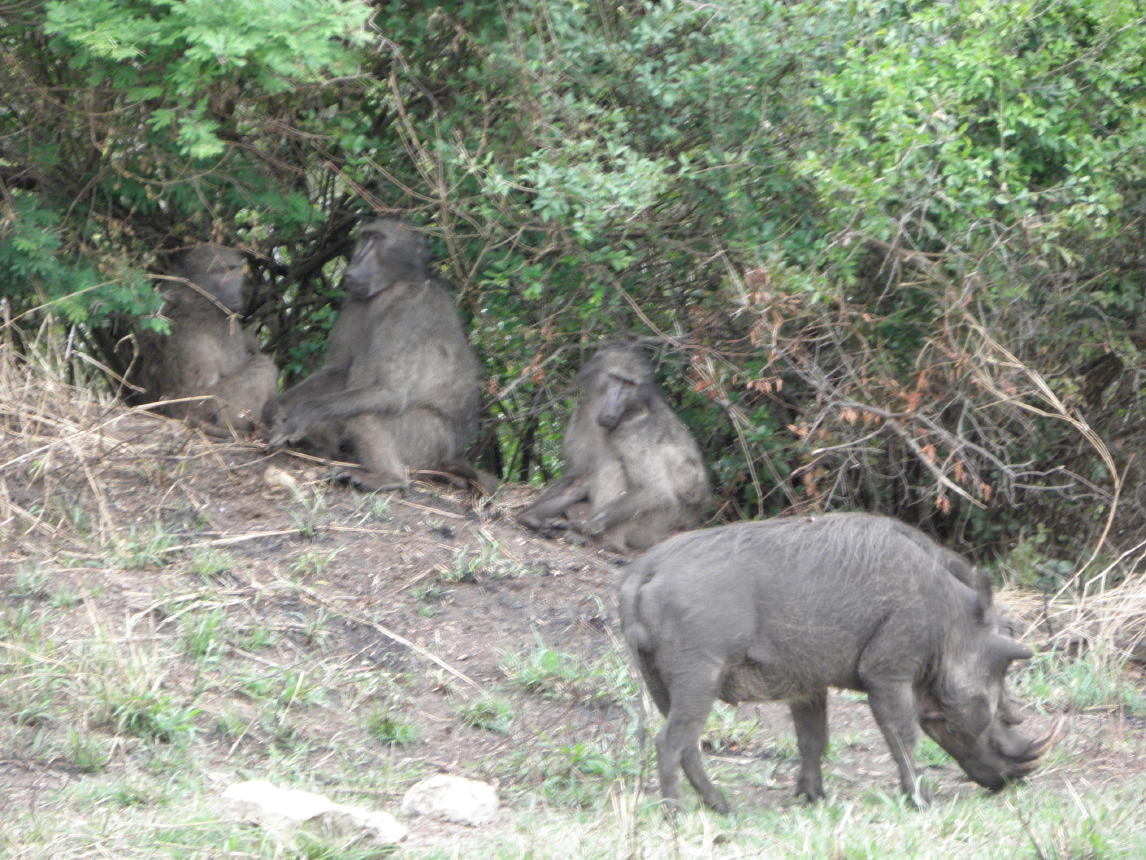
left=1015, top=651, right=1146, bottom=714
left=364, top=707, right=421, bottom=746
left=455, top=696, right=515, bottom=734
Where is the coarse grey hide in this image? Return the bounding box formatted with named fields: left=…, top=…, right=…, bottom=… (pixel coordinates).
left=619, top=512, right=1056, bottom=813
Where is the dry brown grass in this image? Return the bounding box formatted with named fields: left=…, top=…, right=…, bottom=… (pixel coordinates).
left=1, top=325, right=272, bottom=560
left=1003, top=573, right=1146, bottom=666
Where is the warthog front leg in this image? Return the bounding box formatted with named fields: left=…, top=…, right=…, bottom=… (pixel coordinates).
left=790, top=691, right=829, bottom=801
left=865, top=681, right=932, bottom=808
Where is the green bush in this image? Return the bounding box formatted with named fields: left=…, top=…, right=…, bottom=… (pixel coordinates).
left=4, top=0, right=1144, bottom=554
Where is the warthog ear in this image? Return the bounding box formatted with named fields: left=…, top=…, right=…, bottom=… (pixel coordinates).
left=961, top=572, right=993, bottom=625
left=972, top=565, right=994, bottom=618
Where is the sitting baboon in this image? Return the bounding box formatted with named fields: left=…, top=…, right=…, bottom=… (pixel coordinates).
left=136, top=244, right=278, bottom=435
left=518, top=345, right=711, bottom=553
left=265, top=219, right=484, bottom=492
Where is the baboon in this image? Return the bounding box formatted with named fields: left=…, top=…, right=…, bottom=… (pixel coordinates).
left=265, top=219, right=484, bottom=492
left=518, top=345, right=711, bottom=553
left=136, top=244, right=278, bottom=435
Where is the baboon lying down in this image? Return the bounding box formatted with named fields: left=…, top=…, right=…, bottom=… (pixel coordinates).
left=136, top=244, right=278, bottom=435
left=266, top=219, right=485, bottom=491
left=518, top=345, right=710, bottom=553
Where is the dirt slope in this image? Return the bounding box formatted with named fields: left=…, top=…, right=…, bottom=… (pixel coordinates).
left=2, top=393, right=1144, bottom=855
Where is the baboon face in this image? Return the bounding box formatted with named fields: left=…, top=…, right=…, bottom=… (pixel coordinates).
left=342, top=218, right=428, bottom=301
left=584, top=348, right=654, bottom=430
left=179, top=245, right=248, bottom=313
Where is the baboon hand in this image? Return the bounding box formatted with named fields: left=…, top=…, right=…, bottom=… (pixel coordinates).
left=265, top=428, right=288, bottom=448
left=582, top=513, right=608, bottom=537
left=266, top=410, right=310, bottom=448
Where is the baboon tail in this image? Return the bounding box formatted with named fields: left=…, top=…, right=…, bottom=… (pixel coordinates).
left=424, top=459, right=500, bottom=495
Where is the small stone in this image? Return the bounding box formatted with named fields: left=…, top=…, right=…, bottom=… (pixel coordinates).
left=400, top=774, right=499, bottom=825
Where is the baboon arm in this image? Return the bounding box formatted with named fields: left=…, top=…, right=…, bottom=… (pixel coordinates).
left=587, top=443, right=708, bottom=534
left=584, top=485, right=669, bottom=534
left=308, top=384, right=411, bottom=418
left=211, top=353, right=279, bottom=426
left=177, top=327, right=265, bottom=391
left=518, top=475, right=589, bottom=527
left=176, top=336, right=226, bottom=391
left=275, top=367, right=343, bottom=406
left=220, top=337, right=274, bottom=382
left=267, top=383, right=411, bottom=446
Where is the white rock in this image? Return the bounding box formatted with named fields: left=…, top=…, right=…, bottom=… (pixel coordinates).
left=401, top=774, right=499, bottom=825
left=317, top=803, right=408, bottom=846
left=222, top=779, right=407, bottom=845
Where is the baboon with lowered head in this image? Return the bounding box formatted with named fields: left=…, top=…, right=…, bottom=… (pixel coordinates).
left=265, top=219, right=484, bottom=492
left=518, top=345, right=711, bottom=553
left=136, top=244, right=278, bottom=435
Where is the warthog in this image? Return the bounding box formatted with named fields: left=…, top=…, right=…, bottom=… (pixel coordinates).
left=619, top=512, right=1054, bottom=812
